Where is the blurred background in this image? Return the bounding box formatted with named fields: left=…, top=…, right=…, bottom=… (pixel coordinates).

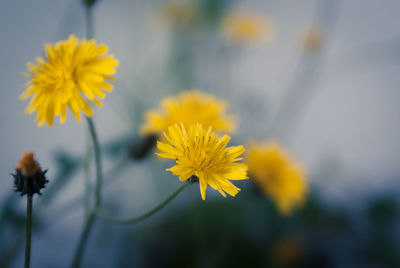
left=1, top=0, right=400, bottom=267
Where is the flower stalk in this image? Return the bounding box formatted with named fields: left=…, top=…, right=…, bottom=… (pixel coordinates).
left=11, top=152, right=48, bottom=268
left=24, top=194, right=33, bottom=268
left=86, top=117, right=103, bottom=209
left=98, top=181, right=190, bottom=225
left=71, top=4, right=105, bottom=266
left=71, top=118, right=103, bottom=268
left=71, top=212, right=96, bottom=268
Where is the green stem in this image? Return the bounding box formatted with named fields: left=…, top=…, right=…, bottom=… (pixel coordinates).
left=85, top=5, right=93, bottom=39
left=83, top=131, right=92, bottom=217
left=86, top=117, right=102, bottom=209
left=71, top=118, right=103, bottom=268
left=46, top=156, right=129, bottom=226
left=71, top=212, right=96, bottom=268
left=24, top=195, right=33, bottom=268
left=98, top=182, right=190, bottom=225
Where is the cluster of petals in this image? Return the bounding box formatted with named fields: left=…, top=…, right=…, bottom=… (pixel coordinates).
left=141, top=90, right=235, bottom=135
left=221, top=11, right=275, bottom=45
left=246, top=141, right=308, bottom=215
left=157, top=123, right=248, bottom=200
left=20, top=34, right=118, bottom=126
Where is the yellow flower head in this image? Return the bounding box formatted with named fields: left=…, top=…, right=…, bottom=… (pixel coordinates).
left=20, top=34, right=119, bottom=126
left=156, top=124, right=248, bottom=200
left=221, top=11, right=275, bottom=45
left=140, top=90, right=235, bottom=135
left=246, top=141, right=308, bottom=215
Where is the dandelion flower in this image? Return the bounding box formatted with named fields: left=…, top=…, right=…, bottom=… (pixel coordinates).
left=140, top=90, right=235, bottom=135
left=221, top=11, right=275, bottom=45
left=246, top=141, right=307, bottom=215
left=20, top=34, right=119, bottom=126
left=156, top=124, right=248, bottom=200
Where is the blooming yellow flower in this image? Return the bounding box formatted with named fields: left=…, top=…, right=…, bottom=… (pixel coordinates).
left=156, top=123, right=248, bottom=200
left=140, top=90, right=235, bottom=135
left=246, top=141, right=307, bottom=215
left=20, top=34, right=119, bottom=126
left=221, top=11, right=275, bottom=45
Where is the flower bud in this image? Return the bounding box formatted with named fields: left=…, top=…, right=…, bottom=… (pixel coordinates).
left=11, top=152, right=48, bottom=196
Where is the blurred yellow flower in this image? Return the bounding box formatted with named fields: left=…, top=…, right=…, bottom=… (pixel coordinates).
left=156, top=124, right=248, bottom=200
left=160, top=0, right=198, bottom=28
left=221, top=11, right=275, bottom=45
left=246, top=141, right=307, bottom=215
left=20, top=34, right=119, bottom=126
left=140, top=90, right=235, bottom=135
left=301, top=27, right=323, bottom=51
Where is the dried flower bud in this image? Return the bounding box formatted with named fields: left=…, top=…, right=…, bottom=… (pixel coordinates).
left=11, top=152, right=48, bottom=196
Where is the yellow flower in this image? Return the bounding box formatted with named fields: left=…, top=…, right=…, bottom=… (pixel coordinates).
left=20, top=34, right=119, bottom=126
left=221, top=11, right=275, bottom=45
left=246, top=141, right=307, bottom=215
left=156, top=124, right=248, bottom=200
left=140, top=90, right=235, bottom=135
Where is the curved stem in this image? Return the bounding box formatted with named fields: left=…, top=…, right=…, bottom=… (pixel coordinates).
left=98, top=182, right=190, bottom=225
left=24, top=195, right=33, bottom=268
left=71, top=118, right=103, bottom=268
left=86, top=117, right=102, bottom=208
left=264, top=0, right=341, bottom=144
left=46, top=156, right=130, bottom=226
left=71, top=212, right=96, bottom=268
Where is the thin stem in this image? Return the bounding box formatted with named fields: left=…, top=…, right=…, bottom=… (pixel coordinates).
left=85, top=5, right=93, bottom=39
left=264, top=0, right=340, bottom=144
left=83, top=131, right=92, bottom=217
left=70, top=118, right=103, bottom=268
left=24, top=195, right=33, bottom=268
left=71, top=212, right=96, bottom=268
left=98, top=182, right=190, bottom=225
left=46, top=156, right=130, bottom=226
left=86, top=117, right=102, bottom=209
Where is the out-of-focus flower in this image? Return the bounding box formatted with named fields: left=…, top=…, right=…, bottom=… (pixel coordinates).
left=246, top=141, right=307, bottom=215
left=11, top=152, right=48, bottom=196
left=221, top=11, right=276, bottom=45
left=140, top=90, right=235, bottom=135
left=20, top=34, right=119, bottom=126
left=273, top=236, right=303, bottom=267
left=156, top=124, right=248, bottom=200
left=301, top=27, right=323, bottom=51
left=160, top=0, right=198, bottom=28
